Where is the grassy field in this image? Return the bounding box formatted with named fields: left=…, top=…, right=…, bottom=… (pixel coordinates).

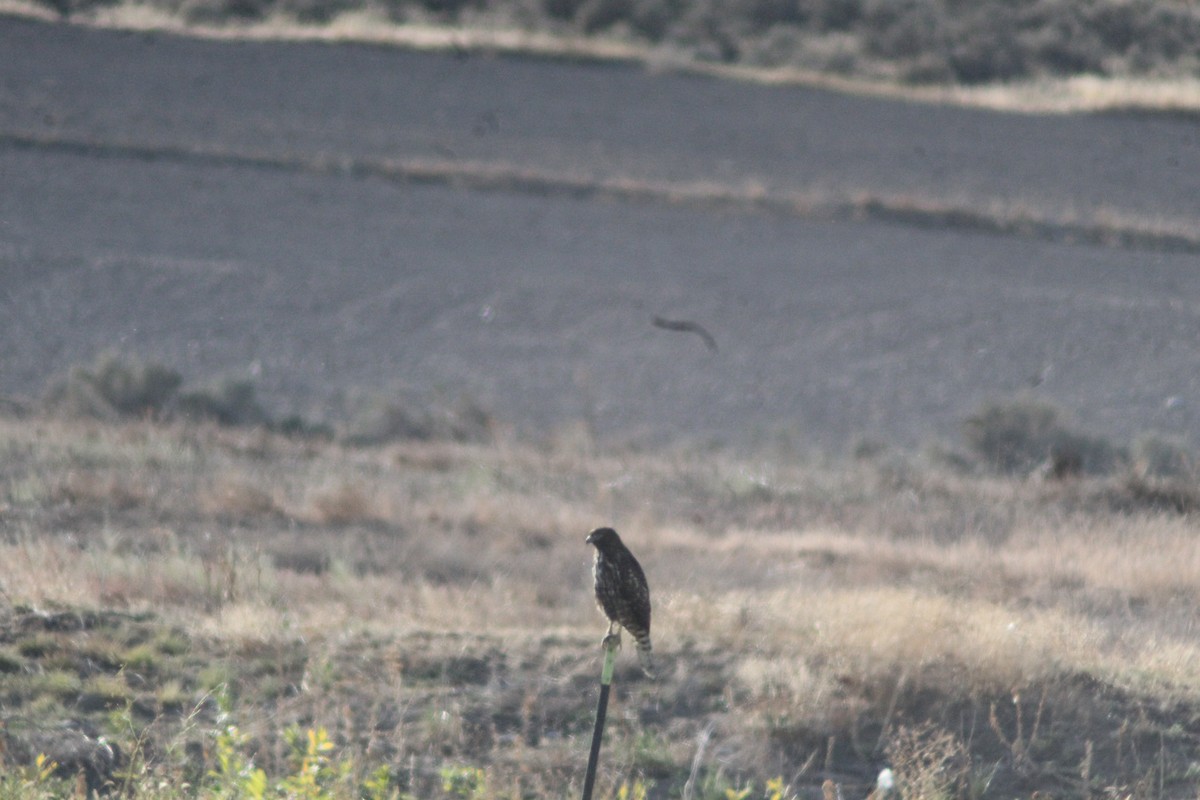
left=4, top=403, right=1200, bottom=799
left=4, top=0, right=1200, bottom=113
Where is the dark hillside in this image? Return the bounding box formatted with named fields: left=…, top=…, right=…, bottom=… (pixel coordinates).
left=26, top=0, right=1200, bottom=87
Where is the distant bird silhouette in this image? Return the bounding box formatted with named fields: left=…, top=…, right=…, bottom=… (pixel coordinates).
left=652, top=316, right=718, bottom=353
left=586, top=527, right=654, bottom=677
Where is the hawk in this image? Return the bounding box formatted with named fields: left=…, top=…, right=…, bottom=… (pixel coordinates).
left=586, top=527, right=654, bottom=677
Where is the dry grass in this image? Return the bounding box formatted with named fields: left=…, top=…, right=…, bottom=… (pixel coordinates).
left=4, top=415, right=1200, bottom=797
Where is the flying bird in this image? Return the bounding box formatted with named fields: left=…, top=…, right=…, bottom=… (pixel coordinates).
left=652, top=316, right=718, bottom=353
left=586, top=527, right=654, bottom=677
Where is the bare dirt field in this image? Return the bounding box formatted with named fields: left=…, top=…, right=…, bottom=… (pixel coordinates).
left=3, top=17, right=1200, bottom=454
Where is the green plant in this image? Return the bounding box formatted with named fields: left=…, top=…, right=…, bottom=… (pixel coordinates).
left=122, top=643, right=160, bottom=671
left=0, top=753, right=69, bottom=800
left=207, top=723, right=269, bottom=799
left=765, top=776, right=796, bottom=800
left=200, top=722, right=387, bottom=800
left=106, top=700, right=159, bottom=796
left=362, top=764, right=399, bottom=800
left=197, top=663, right=236, bottom=693
left=629, top=730, right=675, bottom=774
left=279, top=725, right=353, bottom=799
left=615, top=777, right=651, bottom=800
left=440, top=764, right=487, bottom=800
left=690, top=768, right=752, bottom=800
left=154, top=630, right=191, bottom=656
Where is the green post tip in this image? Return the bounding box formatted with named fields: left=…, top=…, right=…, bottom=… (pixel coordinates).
left=600, top=638, right=618, bottom=686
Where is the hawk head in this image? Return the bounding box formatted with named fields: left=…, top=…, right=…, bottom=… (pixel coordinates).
left=585, top=527, right=621, bottom=550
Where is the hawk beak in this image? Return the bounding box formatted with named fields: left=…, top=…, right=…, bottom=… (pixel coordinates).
left=585, top=530, right=598, bottom=544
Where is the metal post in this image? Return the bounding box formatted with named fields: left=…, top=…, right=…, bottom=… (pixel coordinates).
left=582, top=638, right=619, bottom=800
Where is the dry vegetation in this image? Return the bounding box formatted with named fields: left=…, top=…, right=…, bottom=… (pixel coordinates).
left=5, top=0, right=1200, bottom=114
left=4, top=406, right=1200, bottom=798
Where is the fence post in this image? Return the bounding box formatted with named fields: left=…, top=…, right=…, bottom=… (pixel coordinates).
left=582, top=636, right=620, bottom=800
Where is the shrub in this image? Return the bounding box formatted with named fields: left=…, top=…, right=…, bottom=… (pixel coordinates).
left=89, top=356, right=182, bottom=417
left=1107, top=473, right=1200, bottom=515
left=962, top=398, right=1125, bottom=476
left=273, top=414, right=335, bottom=439
left=342, top=395, right=493, bottom=446
left=43, top=354, right=182, bottom=421
left=1132, top=434, right=1194, bottom=479
left=40, top=355, right=297, bottom=430
left=342, top=397, right=434, bottom=446
left=176, top=379, right=268, bottom=427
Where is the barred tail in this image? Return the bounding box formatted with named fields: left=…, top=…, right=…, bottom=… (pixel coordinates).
left=634, top=634, right=655, bottom=679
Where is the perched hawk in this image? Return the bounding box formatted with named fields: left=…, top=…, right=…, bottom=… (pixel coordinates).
left=586, top=527, right=654, bottom=677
